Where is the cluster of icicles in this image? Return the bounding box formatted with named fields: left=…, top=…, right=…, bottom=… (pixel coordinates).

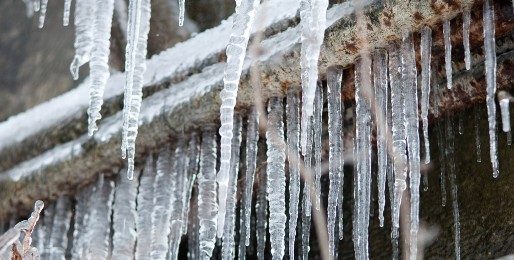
left=20, top=0, right=187, bottom=179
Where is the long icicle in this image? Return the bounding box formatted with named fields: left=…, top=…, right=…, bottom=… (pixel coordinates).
left=483, top=0, right=499, bottom=178
left=420, top=26, right=432, bottom=164
left=314, top=82, right=323, bottom=211
left=48, top=196, right=72, bottom=260
left=373, top=49, right=388, bottom=228
left=443, top=19, right=453, bottom=89
left=475, top=107, right=482, bottom=163
left=123, top=0, right=152, bottom=180
left=388, top=42, right=408, bottom=260
left=463, top=9, right=472, bottom=70
left=446, top=118, right=461, bottom=260
left=327, top=66, right=343, bottom=257
left=135, top=156, right=156, bottom=260
left=353, top=54, right=372, bottom=260
left=218, top=0, right=260, bottom=237
left=286, top=89, right=300, bottom=259
left=70, top=0, right=96, bottom=80
left=256, top=163, right=267, bottom=260
left=266, top=97, right=287, bottom=259
left=38, top=0, right=48, bottom=28
left=168, top=140, right=188, bottom=260
left=301, top=96, right=314, bottom=260
left=198, top=127, right=219, bottom=259
left=222, top=115, right=243, bottom=260
left=181, top=134, right=201, bottom=235
left=300, top=0, right=329, bottom=154
left=402, top=32, right=421, bottom=260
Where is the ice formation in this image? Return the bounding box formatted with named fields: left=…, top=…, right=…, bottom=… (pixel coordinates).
left=443, top=19, right=453, bottom=89
left=218, top=0, right=260, bottom=237
left=420, top=26, right=432, bottom=164
left=63, top=0, right=72, bottom=26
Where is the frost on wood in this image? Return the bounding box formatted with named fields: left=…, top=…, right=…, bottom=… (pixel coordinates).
left=83, top=175, right=114, bottom=260
left=286, top=89, right=300, bottom=258
left=70, top=0, right=96, bottom=80
left=122, top=0, right=152, bottom=180
left=87, top=0, right=115, bottom=136
left=353, top=55, right=372, bottom=260
left=48, top=196, right=72, bottom=260
left=388, top=42, right=407, bottom=259
left=402, top=32, right=421, bottom=260
left=112, top=167, right=140, bottom=260
left=151, top=147, right=175, bottom=259
left=443, top=19, right=453, bottom=90
left=299, top=0, right=329, bottom=155
left=372, top=49, right=388, bottom=228
left=242, top=107, right=259, bottom=248
left=463, top=9, right=472, bottom=70
left=198, top=127, right=218, bottom=259
left=222, top=115, right=243, bottom=260
left=136, top=156, right=156, bottom=260
left=420, top=26, right=432, bottom=165
left=483, top=0, right=499, bottom=177
left=327, top=66, right=343, bottom=257
left=218, top=0, right=259, bottom=238
left=266, top=97, right=287, bottom=259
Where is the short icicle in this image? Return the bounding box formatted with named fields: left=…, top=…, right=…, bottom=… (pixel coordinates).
left=420, top=26, right=432, bottom=164
left=286, top=89, right=300, bottom=259
left=327, top=66, right=344, bottom=257
left=70, top=0, right=96, bottom=80
left=372, top=49, right=388, bottom=228
left=353, top=54, right=372, bottom=260
left=112, top=168, right=140, bottom=260
left=443, top=19, right=453, bottom=89
left=218, top=0, right=260, bottom=237
left=178, top=0, right=185, bottom=26
left=198, top=127, right=219, bottom=259
left=63, top=0, right=73, bottom=26
left=266, top=97, right=287, bottom=259
left=463, top=9, right=472, bottom=70
left=38, top=0, right=48, bottom=28
left=483, top=0, right=499, bottom=177
left=135, top=156, right=156, bottom=260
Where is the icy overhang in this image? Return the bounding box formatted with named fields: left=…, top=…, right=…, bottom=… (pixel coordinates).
left=1, top=0, right=514, bottom=218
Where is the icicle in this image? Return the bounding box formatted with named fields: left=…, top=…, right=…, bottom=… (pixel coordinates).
left=313, top=83, right=323, bottom=211
left=483, top=0, right=499, bottom=177
left=122, top=0, right=152, bottom=180
left=286, top=89, right=301, bottom=258
left=84, top=175, right=114, bottom=260
left=178, top=0, right=185, bottom=26
left=446, top=119, right=461, bottom=260
left=87, top=0, right=115, bottom=136
left=388, top=42, right=408, bottom=260
left=168, top=141, right=188, bottom=260
left=71, top=186, right=92, bottom=259
left=498, top=91, right=511, bottom=133
left=299, top=0, right=329, bottom=154
left=221, top=115, right=243, bottom=260
left=21, top=0, right=35, bottom=17
left=135, top=156, right=156, bottom=260
left=475, top=107, right=482, bottom=163
left=266, top=97, right=287, bottom=259
left=402, top=32, right=421, bottom=260
left=463, top=9, right=471, bottom=70
left=70, top=0, right=96, bottom=80
left=238, top=107, right=259, bottom=259
left=422, top=173, right=429, bottom=192
left=188, top=192, right=199, bottom=260
left=218, top=0, right=260, bottom=237
left=372, top=50, right=388, bottom=228
left=443, top=19, right=453, bottom=89
left=421, top=26, right=432, bottom=164
left=48, top=196, right=72, bottom=260
left=112, top=168, right=140, bottom=260
left=256, top=167, right=267, bottom=260
left=41, top=202, right=56, bottom=259
left=198, top=127, right=219, bottom=259
left=181, top=134, right=201, bottom=235
left=353, top=54, right=372, bottom=260
left=327, top=66, right=343, bottom=256
left=151, top=147, right=176, bottom=260
left=63, top=0, right=73, bottom=26
left=301, top=100, right=314, bottom=260
left=114, top=0, right=128, bottom=38
left=437, top=125, right=448, bottom=207
left=38, top=0, right=48, bottom=28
